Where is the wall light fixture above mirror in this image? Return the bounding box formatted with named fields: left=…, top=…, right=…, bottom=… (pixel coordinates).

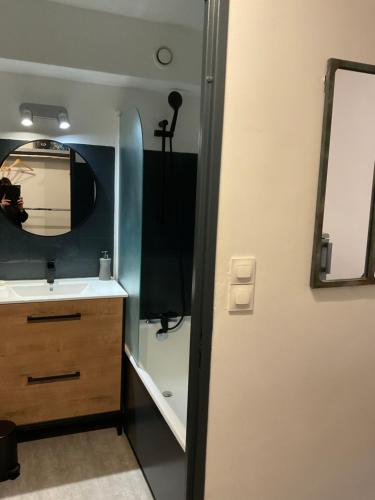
left=0, top=140, right=96, bottom=237
left=19, top=103, right=71, bottom=130
left=311, top=59, right=375, bottom=288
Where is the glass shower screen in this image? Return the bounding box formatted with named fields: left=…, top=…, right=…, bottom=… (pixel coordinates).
left=118, top=108, right=144, bottom=362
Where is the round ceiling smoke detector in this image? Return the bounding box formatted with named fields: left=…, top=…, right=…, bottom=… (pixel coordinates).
left=155, top=46, right=173, bottom=67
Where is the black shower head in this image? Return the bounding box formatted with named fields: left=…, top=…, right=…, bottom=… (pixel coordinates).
left=168, top=91, right=183, bottom=111
left=168, top=91, right=183, bottom=135
left=154, top=91, right=183, bottom=140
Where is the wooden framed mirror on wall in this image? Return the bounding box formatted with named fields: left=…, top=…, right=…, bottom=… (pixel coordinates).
left=311, top=58, right=375, bottom=288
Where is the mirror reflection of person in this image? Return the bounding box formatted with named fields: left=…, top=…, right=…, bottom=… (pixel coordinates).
left=0, top=177, right=28, bottom=228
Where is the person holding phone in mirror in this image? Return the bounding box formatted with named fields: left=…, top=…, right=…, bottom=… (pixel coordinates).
left=0, top=177, right=28, bottom=228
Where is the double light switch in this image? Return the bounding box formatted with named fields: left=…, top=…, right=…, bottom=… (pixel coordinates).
left=228, top=257, right=256, bottom=312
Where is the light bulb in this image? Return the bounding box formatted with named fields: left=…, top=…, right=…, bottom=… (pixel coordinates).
left=21, top=118, right=33, bottom=127
left=58, top=112, right=70, bottom=130
left=20, top=108, right=33, bottom=127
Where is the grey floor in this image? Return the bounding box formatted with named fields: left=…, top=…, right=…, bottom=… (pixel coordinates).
left=0, top=429, right=153, bottom=500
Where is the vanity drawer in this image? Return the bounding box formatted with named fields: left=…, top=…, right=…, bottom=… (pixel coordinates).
left=0, top=298, right=123, bottom=425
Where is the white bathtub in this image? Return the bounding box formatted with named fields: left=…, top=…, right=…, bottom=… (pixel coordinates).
left=125, top=317, right=190, bottom=450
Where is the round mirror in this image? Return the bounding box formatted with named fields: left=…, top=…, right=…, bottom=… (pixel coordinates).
left=0, top=140, right=96, bottom=236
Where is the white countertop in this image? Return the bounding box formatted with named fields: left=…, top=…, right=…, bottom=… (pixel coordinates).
left=0, top=277, right=128, bottom=304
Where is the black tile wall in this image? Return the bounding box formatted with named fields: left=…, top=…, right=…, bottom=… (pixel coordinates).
left=140, top=149, right=197, bottom=319
left=0, top=140, right=114, bottom=280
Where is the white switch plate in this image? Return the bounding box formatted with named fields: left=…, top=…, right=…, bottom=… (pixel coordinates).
left=229, top=257, right=256, bottom=284
left=228, top=284, right=255, bottom=312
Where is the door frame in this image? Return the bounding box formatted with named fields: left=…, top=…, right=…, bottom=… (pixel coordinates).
left=186, top=1, right=230, bottom=499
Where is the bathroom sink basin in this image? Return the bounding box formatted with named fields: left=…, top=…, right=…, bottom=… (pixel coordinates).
left=0, top=278, right=127, bottom=304
left=10, top=282, right=89, bottom=298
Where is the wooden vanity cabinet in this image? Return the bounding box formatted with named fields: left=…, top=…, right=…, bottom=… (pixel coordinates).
left=0, top=298, right=123, bottom=427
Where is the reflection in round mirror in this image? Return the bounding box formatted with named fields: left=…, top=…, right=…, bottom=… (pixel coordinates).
left=0, top=140, right=96, bottom=236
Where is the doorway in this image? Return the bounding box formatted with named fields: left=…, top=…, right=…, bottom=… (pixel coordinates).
left=119, top=1, right=229, bottom=499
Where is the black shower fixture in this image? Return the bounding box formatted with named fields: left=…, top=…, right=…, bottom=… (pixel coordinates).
left=168, top=91, right=183, bottom=135
left=154, top=91, right=183, bottom=147
left=168, top=90, right=183, bottom=110
left=153, top=91, right=186, bottom=334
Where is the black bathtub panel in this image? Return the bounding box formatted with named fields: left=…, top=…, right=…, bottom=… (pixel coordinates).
left=124, top=355, right=186, bottom=500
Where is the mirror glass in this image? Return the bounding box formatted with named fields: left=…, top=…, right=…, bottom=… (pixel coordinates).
left=320, top=69, right=375, bottom=281
left=0, top=140, right=96, bottom=236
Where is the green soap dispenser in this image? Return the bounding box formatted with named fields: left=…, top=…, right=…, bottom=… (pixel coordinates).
left=99, top=251, right=111, bottom=280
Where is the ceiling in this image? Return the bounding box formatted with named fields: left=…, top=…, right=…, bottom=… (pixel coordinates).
left=0, top=58, right=201, bottom=95
left=46, top=0, right=204, bottom=30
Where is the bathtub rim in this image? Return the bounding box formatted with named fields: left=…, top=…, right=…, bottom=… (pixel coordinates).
left=124, top=344, right=186, bottom=450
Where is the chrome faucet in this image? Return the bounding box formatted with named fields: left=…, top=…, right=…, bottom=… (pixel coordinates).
left=46, top=260, right=56, bottom=285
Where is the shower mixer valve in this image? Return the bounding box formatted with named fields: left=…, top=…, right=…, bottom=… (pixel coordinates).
left=146, top=311, right=180, bottom=335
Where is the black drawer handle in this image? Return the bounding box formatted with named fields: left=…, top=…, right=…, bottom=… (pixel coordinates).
left=27, top=371, right=81, bottom=385
left=27, top=313, right=81, bottom=323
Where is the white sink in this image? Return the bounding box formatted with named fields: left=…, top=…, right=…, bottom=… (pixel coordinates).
left=0, top=278, right=127, bottom=304
left=11, top=282, right=89, bottom=298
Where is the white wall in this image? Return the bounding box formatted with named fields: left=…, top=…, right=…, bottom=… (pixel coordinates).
left=0, top=0, right=202, bottom=88
left=206, top=2, right=375, bottom=500
left=0, top=71, right=200, bottom=152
